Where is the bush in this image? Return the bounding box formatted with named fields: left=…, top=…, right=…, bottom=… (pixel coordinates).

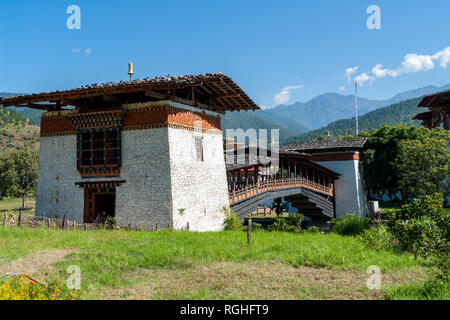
left=306, top=226, right=320, bottom=233
left=223, top=208, right=242, bottom=231
left=269, top=212, right=304, bottom=233
left=244, top=221, right=264, bottom=232
left=331, top=214, right=371, bottom=236
left=360, top=224, right=396, bottom=251
left=381, top=194, right=449, bottom=258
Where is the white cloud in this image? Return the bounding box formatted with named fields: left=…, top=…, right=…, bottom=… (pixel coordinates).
left=338, top=86, right=345, bottom=92
left=273, top=85, right=303, bottom=106
left=354, top=73, right=374, bottom=86
left=259, top=105, right=269, bottom=110
left=401, top=53, right=434, bottom=73
left=432, top=46, right=450, bottom=68
left=349, top=46, right=450, bottom=86
left=85, top=48, right=92, bottom=55
left=72, top=48, right=81, bottom=53
left=372, top=64, right=401, bottom=78
left=345, top=66, right=359, bottom=82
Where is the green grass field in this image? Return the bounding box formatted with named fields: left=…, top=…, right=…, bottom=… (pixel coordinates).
left=0, top=226, right=431, bottom=300
left=0, top=197, right=35, bottom=215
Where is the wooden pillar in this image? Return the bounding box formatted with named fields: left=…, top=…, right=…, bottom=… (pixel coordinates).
left=294, top=160, right=297, bottom=179
left=245, top=168, right=249, bottom=196
left=280, top=158, right=284, bottom=179
left=288, top=159, right=291, bottom=179
left=237, top=170, right=241, bottom=189
left=232, top=171, right=236, bottom=199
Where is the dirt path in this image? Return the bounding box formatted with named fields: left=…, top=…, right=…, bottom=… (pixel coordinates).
left=102, top=261, right=426, bottom=300
left=0, top=249, right=75, bottom=277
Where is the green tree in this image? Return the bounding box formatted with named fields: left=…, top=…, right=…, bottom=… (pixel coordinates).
left=395, top=138, right=449, bottom=202
left=0, top=149, right=39, bottom=208
left=363, top=124, right=449, bottom=204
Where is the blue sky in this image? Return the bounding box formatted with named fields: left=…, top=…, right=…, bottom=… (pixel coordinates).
left=1, top=0, right=449, bottom=108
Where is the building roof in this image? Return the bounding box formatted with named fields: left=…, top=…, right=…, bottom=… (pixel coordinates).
left=417, top=90, right=450, bottom=110
left=282, top=138, right=368, bottom=153
left=0, top=73, right=259, bottom=114
left=225, top=146, right=339, bottom=177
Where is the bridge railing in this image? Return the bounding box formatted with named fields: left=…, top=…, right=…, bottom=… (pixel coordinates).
left=229, top=177, right=333, bottom=204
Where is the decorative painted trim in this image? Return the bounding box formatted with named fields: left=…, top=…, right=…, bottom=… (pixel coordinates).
left=41, top=131, right=76, bottom=137
left=309, top=152, right=360, bottom=162
left=75, top=180, right=126, bottom=188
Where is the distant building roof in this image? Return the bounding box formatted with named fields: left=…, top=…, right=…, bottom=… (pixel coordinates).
left=417, top=89, right=450, bottom=110
left=282, top=138, right=368, bottom=153
left=413, top=90, right=450, bottom=129
left=0, top=73, right=258, bottom=114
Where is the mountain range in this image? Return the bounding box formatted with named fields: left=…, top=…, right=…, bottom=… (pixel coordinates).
left=253, top=83, right=450, bottom=131
left=1, top=83, right=449, bottom=144
left=282, top=97, right=426, bottom=145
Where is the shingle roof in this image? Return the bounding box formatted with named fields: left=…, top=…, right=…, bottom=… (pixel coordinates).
left=417, top=89, right=450, bottom=109
left=0, top=73, right=258, bottom=113
left=282, top=138, right=368, bottom=153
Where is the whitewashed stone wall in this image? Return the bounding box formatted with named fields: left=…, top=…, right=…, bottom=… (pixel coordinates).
left=35, top=106, right=230, bottom=231
left=115, top=128, right=173, bottom=229
left=168, top=128, right=229, bottom=232
left=35, top=135, right=84, bottom=221
left=315, top=156, right=369, bottom=218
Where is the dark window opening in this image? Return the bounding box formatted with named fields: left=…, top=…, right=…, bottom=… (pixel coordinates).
left=195, top=137, right=204, bottom=162
left=78, top=128, right=121, bottom=170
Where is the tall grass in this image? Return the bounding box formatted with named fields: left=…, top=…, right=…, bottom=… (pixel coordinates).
left=0, top=227, right=423, bottom=289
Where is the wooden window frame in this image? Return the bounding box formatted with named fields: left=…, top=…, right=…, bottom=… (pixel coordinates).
left=195, top=137, right=204, bottom=162
left=77, top=128, right=121, bottom=172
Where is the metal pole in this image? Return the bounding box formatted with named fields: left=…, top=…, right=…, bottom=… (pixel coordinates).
left=355, top=81, right=359, bottom=137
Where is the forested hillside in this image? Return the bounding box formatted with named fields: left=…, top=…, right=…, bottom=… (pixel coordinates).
left=283, top=97, right=426, bottom=144
left=221, top=110, right=301, bottom=144
left=0, top=107, right=40, bottom=153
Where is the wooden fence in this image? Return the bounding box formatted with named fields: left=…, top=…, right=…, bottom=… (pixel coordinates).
left=1, top=212, right=98, bottom=230
left=1, top=211, right=180, bottom=232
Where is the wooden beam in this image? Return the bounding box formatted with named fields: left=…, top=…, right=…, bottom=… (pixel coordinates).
left=102, top=95, right=122, bottom=104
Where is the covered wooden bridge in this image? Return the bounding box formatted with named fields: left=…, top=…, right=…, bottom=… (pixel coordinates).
left=226, top=148, right=339, bottom=220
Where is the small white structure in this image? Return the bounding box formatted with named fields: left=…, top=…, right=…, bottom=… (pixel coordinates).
left=283, top=139, right=370, bottom=218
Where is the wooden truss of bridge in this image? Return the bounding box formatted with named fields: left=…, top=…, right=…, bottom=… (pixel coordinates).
left=226, top=149, right=339, bottom=220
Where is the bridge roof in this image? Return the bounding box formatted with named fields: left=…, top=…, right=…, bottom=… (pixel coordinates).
left=0, top=73, right=259, bottom=114
left=282, top=138, right=368, bottom=154
left=225, top=146, right=340, bottom=177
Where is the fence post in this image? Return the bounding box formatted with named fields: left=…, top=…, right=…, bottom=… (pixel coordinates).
left=247, top=218, right=252, bottom=245
left=3, top=212, right=7, bottom=227
left=18, top=211, right=22, bottom=227
left=62, top=215, right=66, bottom=229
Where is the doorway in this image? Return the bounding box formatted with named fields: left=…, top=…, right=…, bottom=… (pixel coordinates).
left=92, top=193, right=115, bottom=223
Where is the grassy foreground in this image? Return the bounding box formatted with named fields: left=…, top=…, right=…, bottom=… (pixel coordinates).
left=0, top=227, right=429, bottom=300
left=0, top=197, right=35, bottom=215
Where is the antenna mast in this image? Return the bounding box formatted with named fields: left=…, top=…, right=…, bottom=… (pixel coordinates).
left=355, top=81, right=359, bottom=137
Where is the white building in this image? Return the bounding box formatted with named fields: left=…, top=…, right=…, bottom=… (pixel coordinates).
left=0, top=73, right=259, bottom=231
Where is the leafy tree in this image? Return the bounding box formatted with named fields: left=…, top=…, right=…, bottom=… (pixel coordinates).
left=363, top=124, right=449, bottom=204
left=0, top=149, right=39, bottom=208
left=395, top=138, right=449, bottom=202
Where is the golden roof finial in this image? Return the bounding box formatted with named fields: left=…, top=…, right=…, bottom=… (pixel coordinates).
left=128, top=61, right=134, bottom=82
